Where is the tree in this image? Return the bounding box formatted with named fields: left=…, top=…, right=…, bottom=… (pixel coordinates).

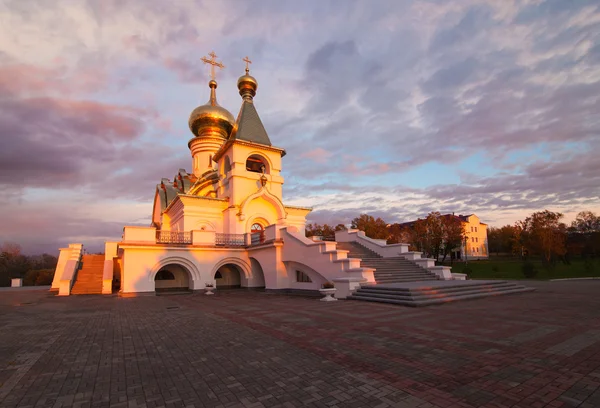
left=387, top=223, right=413, bottom=245
left=441, top=215, right=466, bottom=264
left=571, top=211, right=600, bottom=233
left=519, top=210, right=567, bottom=265
left=405, top=212, right=445, bottom=260
left=305, top=223, right=323, bottom=237
left=0, top=242, right=31, bottom=286
left=488, top=225, right=520, bottom=256
left=305, top=223, right=341, bottom=240
left=568, top=211, right=600, bottom=257
left=350, top=214, right=388, bottom=240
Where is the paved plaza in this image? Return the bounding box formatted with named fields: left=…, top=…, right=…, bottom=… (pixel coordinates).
left=1, top=281, right=600, bottom=408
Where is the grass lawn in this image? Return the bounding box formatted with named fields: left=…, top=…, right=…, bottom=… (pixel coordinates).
left=444, top=256, right=600, bottom=280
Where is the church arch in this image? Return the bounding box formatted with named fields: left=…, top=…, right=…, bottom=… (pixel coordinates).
left=193, top=220, right=216, bottom=231
left=223, top=155, right=232, bottom=174
left=210, top=257, right=251, bottom=280
left=148, top=256, right=200, bottom=289
left=249, top=257, right=266, bottom=288
left=238, top=189, right=287, bottom=222
left=213, top=264, right=242, bottom=289
left=152, top=262, right=193, bottom=293
left=247, top=216, right=270, bottom=232
left=246, top=153, right=271, bottom=174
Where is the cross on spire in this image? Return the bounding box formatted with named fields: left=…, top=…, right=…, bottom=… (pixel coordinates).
left=243, top=56, right=252, bottom=74
left=201, top=51, right=225, bottom=81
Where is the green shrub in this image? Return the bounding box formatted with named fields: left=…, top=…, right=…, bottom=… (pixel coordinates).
left=492, top=266, right=499, bottom=273
left=521, top=261, right=537, bottom=278
left=462, top=267, right=472, bottom=276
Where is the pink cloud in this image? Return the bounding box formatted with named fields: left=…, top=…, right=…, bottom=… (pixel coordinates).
left=0, top=63, right=108, bottom=96
left=343, top=162, right=392, bottom=175
left=300, top=147, right=333, bottom=164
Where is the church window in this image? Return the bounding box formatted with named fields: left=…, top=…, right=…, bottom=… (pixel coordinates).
left=223, top=156, right=231, bottom=173
left=208, top=154, right=213, bottom=167
left=475, top=237, right=478, bottom=243
left=155, top=270, right=175, bottom=280
left=246, top=155, right=267, bottom=173
left=251, top=223, right=265, bottom=245
left=475, top=227, right=478, bottom=232
left=296, top=270, right=312, bottom=283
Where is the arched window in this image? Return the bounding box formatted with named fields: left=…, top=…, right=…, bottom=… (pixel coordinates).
left=223, top=156, right=231, bottom=173
left=155, top=270, right=175, bottom=280
left=250, top=223, right=265, bottom=245
left=246, top=155, right=267, bottom=174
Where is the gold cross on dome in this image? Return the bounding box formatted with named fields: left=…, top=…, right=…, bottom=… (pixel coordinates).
left=243, top=56, right=252, bottom=73
left=201, top=51, right=225, bottom=81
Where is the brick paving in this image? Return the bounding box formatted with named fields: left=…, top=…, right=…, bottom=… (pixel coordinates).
left=1, top=281, right=600, bottom=408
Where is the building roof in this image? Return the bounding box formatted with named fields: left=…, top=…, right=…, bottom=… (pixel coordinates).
left=397, top=213, right=486, bottom=226
left=230, top=100, right=271, bottom=146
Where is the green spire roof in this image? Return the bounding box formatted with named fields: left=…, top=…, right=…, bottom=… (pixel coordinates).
left=231, top=100, right=271, bottom=146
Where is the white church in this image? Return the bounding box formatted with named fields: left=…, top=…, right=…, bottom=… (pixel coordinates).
left=51, top=53, right=533, bottom=306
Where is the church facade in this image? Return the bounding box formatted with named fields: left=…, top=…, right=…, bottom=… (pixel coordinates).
left=53, top=54, right=439, bottom=298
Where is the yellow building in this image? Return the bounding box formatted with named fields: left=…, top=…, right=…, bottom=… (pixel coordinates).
left=458, top=214, right=489, bottom=260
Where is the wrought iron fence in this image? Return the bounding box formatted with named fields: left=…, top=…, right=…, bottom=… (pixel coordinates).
left=215, top=233, right=246, bottom=247
left=156, top=231, right=192, bottom=244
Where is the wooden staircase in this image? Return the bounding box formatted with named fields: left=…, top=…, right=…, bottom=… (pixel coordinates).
left=71, top=254, right=105, bottom=295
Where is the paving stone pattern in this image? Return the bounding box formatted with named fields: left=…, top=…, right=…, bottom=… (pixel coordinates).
left=1, top=280, right=600, bottom=407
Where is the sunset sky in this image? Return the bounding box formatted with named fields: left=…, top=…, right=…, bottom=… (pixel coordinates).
left=1, top=0, right=599, bottom=254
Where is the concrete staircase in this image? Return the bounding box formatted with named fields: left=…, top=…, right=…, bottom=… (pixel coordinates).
left=71, top=254, right=104, bottom=295
left=336, top=242, right=438, bottom=284
left=348, top=280, right=535, bottom=307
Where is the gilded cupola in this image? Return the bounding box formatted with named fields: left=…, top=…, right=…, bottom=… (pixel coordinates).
left=188, top=52, right=235, bottom=142
left=188, top=79, right=235, bottom=141
left=237, top=56, right=258, bottom=101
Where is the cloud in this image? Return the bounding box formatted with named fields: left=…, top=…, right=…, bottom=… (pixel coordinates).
left=300, top=148, right=333, bottom=164
left=1, top=0, right=600, bottom=254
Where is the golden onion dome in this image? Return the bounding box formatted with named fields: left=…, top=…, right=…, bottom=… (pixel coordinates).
left=237, top=69, right=258, bottom=100
left=188, top=80, right=235, bottom=139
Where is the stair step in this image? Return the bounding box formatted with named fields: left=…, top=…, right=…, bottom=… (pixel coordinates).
left=354, top=283, right=520, bottom=300
left=361, top=281, right=513, bottom=294
left=349, top=287, right=535, bottom=307
left=72, top=255, right=105, bottom=295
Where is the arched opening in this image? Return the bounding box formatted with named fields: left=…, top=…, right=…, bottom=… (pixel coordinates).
left=250, top=222, right=265, bottom=245
left=249, top=258, right=266, bottom=288
left=154, top=264, right=191, bottom=293
left=246, top=154, right=268, bottom=174
left=214, top=264, right=242, bottom=289
left=223, top=156, right=231, bottom=174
